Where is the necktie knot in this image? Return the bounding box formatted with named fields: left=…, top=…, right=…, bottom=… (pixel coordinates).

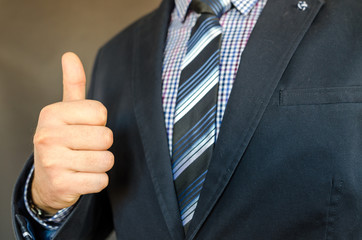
left=190, top=0, right=232, bottom=18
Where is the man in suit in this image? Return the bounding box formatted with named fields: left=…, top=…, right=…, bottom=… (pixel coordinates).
left=12, top=0, right=362, bottom=239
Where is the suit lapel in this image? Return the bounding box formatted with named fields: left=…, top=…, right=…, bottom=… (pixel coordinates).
left=186, top=0, right=325, bottom=238
left=132, top=0, right=185, bottom=239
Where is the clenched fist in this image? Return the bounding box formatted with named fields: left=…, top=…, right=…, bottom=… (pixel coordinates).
left=31, top=52, right=114, bottom=215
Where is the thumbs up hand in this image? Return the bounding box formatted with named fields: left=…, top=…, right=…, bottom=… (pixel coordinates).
left=31, top=53, right=114, bottom=214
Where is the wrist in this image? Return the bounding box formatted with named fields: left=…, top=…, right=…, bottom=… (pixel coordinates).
left=30, top=180, right=59, bottom=216
left=28, top=196, right=55, bottom=219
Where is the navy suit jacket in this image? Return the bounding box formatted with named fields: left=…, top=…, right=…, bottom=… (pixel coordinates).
left=13, top=0, right=362, bottom=239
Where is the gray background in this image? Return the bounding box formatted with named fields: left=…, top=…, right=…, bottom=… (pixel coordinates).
left=0, top=0, right=161, bottom=238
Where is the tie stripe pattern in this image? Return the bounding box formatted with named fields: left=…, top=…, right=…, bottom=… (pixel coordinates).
left=172, top=0, right=231, bottom=231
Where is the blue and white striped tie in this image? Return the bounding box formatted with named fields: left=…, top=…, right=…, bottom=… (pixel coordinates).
left=172, top=0, right=231, bottom=232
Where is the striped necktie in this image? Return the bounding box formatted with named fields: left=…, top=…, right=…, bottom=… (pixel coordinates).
left=172, top=0, right=231, bottom=232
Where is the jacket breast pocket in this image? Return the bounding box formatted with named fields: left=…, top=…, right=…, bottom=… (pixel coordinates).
left=279, top=86, right=362, bottom=106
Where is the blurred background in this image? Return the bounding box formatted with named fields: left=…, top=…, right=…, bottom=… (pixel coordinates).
left=0, top=0, right=161, bottom=238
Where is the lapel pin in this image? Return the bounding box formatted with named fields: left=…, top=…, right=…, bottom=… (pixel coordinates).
left=297, top=1, right=308, bottom=11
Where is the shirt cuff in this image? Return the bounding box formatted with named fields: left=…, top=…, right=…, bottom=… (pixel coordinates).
left=24, top=166, right=74, bottom=230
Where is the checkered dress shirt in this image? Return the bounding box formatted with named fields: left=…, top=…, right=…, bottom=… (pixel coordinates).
left=162, top=0, right=267, bottom=154
left=24, top=0, right=267, bottom=231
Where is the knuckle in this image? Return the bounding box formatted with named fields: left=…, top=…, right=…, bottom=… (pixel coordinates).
left=33, top=132, right=41, bottom=146
left=42, top=158, right=56, bottom=169
left=33, top=128, right=51, bottom=146
left=39, top=104, right=56, bottom=122
left=39, top=105, right=51, bottom=119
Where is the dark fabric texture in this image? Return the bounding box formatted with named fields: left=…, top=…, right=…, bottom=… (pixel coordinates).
left=12, top=0, right=362, bottom=239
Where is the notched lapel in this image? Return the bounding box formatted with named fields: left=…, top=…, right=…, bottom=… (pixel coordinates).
left=186, top=0, right=325, bottom=239
left=132, top=0, right=185, bottom=239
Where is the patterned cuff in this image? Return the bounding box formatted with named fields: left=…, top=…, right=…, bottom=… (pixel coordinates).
left=24, top=166, right=74, bottom=230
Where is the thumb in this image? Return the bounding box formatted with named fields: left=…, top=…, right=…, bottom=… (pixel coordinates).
left=62, top=52, right=86, bottom=101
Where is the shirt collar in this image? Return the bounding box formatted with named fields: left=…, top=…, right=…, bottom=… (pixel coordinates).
left=174, top=0, right=260, bottom=20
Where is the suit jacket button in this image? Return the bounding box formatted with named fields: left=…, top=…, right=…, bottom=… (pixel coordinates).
left=297, top=1, right=309, bottom=11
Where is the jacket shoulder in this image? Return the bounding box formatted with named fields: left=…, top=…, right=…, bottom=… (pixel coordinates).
left=102, top=0, right=171, bottom=54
